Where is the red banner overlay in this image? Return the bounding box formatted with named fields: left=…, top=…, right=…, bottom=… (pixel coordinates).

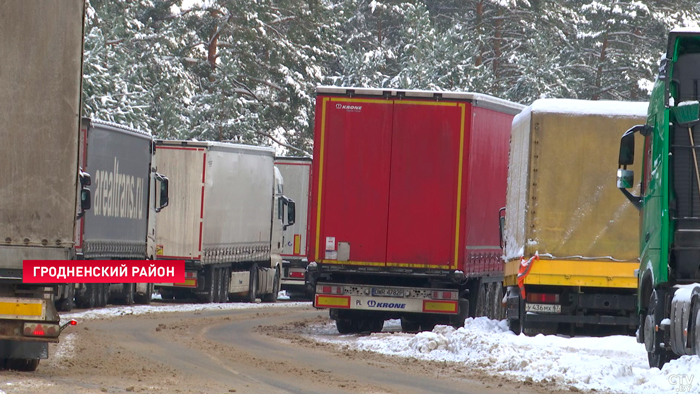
left=22, top=260, right=185, bottom=283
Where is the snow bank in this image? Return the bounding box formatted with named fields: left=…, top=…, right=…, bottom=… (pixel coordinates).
left=60, top=301, right=309, bottom=322
left=313, top=317, right=699, bottom=394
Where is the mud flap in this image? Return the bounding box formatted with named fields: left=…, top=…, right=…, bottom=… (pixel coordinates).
left=0, top=340, right=48, bottom=359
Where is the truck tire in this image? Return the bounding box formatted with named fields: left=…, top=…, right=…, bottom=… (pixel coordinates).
left=645, top=291, right=671, bottom=369
left=401, top=317, right=421, bottom=333
left=123, top=283, right=135, bottom=306
left=198, top=266, right=216, bottom=303
left=474, top=283, right=487, bottom=317
left=6, top=358, right=39, bottom=372
left=135, top=283, right=154, bottom=305
left=99, top=283, right=109, bottom=307
left=56, top=284, right=74, bottom=312
left=420, top=319, right=437, bottom=332
left=336, top=318, right=355, bottom=334
left=82, top=283, right=97, bottom=309
left=367, top=318, right=384, bottom=333
left=220, top=267, right=230, bottom=303
left=213, top=267, right=223, bottom=303
left=262, top=267, right=280, bottom=303
left=247, top=264, right=258, bottom=303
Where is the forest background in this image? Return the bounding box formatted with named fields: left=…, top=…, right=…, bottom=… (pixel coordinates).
left=83, top=0, right=700, bottom=155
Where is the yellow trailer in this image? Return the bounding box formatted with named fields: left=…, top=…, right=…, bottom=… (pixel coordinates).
left=501, top=99, right=646, bottom=336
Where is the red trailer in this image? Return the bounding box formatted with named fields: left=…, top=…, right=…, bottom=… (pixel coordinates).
left=307, top=86, right=524, bottom=333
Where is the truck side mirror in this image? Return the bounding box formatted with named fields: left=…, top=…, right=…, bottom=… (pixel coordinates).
left=617, top=169, right=634, bottom=189
left=284, top=200, right=296, bottom=230
left=498, top=207, right=506, bottom=249
left=155, top=173, right=169, bottom=212
left=81, top=188, right=91, bottom=211
left=619, top=131, right=635, bottom=166
left=77, top=169, right=91, bottom=220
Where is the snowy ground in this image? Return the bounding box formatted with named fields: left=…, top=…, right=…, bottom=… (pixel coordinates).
left=306, top=317, right=700, bottom=394
left=60, top=298, right=308, bottom=322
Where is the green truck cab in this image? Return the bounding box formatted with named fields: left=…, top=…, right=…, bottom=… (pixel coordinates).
left=617, top=28, right=700, bottom=369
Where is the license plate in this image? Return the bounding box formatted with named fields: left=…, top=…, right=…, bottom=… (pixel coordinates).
left=371, top=287, right=404, bottom=297
left=525, top=303, right=561, bottom=314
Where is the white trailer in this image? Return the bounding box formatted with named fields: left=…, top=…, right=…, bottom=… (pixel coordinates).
left=154, top=141, right=295, bottom=303
left=274, top=157, right=312, bottom=296
left=0, top=0, right=86, bottom=370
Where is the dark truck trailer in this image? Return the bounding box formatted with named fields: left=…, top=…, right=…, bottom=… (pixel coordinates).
left=307, top=86, right=524, bottom=333
left=0, top=0, right=86, bottom=370
left=71, top=119, right=168, bottom=309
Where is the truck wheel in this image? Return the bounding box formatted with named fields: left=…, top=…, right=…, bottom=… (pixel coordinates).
left=420, top=320, right=437, bottom=332
left=6, top=358, right=39, bottom=372
left=401, top=317, right=421, bottom=333
left=56, top=284, right=74, bottom=312
left=336, top=318, right=355, bottom=334
left=262, top=267, right=280, bottom=303
left=475, top=283, right=487, bottom=317
left=84, top=283, right=97, bottom=309
left=123, top=283, right=135, bottom=306
left=96, top=283, right=107, bottom=307
left=198, top=266, right=216, bottom=303
left=214, top=267, right=223, bottom=303
left=247, top=264, right=258, bottom=303
left=368, top=318, right=384, bottom=333
left=135, top=283, right=154, bottom=305
left=645, top=292, right=670, bottom=369
left=220, top=267, right=230, bottom=303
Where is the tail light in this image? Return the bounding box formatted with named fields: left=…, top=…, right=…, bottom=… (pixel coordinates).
left=526, top=293, right=560, bottom=303
left=317, top=285, right=343, bottom=295
left=289, top=271, right=304, bottom=279
left=432, top=290, right=458, bottom=300
left=23, top=323, right=60, bottom=337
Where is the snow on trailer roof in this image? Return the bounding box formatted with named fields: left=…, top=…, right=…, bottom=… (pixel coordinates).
left=670, top=27, right=700, bottom=34
left=88, top=118, right=152, bottom=138
left=156, top=139, right=275, bottom=156
left=316, top=86, right=525, bottom=115
left=526, top=98, right=648, bottom=117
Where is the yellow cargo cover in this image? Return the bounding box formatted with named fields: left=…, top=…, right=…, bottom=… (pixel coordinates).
left=504, top=99, right=646, bottom=286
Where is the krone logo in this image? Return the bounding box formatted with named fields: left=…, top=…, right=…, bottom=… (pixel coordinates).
left=335, top=103, right=362, bottom=112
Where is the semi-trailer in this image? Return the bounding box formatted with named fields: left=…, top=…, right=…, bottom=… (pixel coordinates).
left=0, top=0, right=87, bottom=370
left=502, top=99, right=647, bottom=336
left=71, top=119, right=169, bottom=309
left=616, top=28, right=700, bottom=368
left=274, top=157, right=312, bottom=297
left=307, top=86, right=524, bottom=333
left=155, top=141, right=295, bottom=303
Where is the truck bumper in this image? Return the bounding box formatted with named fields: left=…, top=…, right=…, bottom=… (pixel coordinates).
left=281, top=258, right=308, bottom=289
left=314, top=283, right=459, bottom=315
left=506, top=290, right=637, bottom=326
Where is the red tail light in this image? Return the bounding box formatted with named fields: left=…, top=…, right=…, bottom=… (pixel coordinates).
left=32, top=324, right=45, bottom=336
left=23, top=322, right=60, bottom=337
left=526, top=293, right=560, bottom=303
